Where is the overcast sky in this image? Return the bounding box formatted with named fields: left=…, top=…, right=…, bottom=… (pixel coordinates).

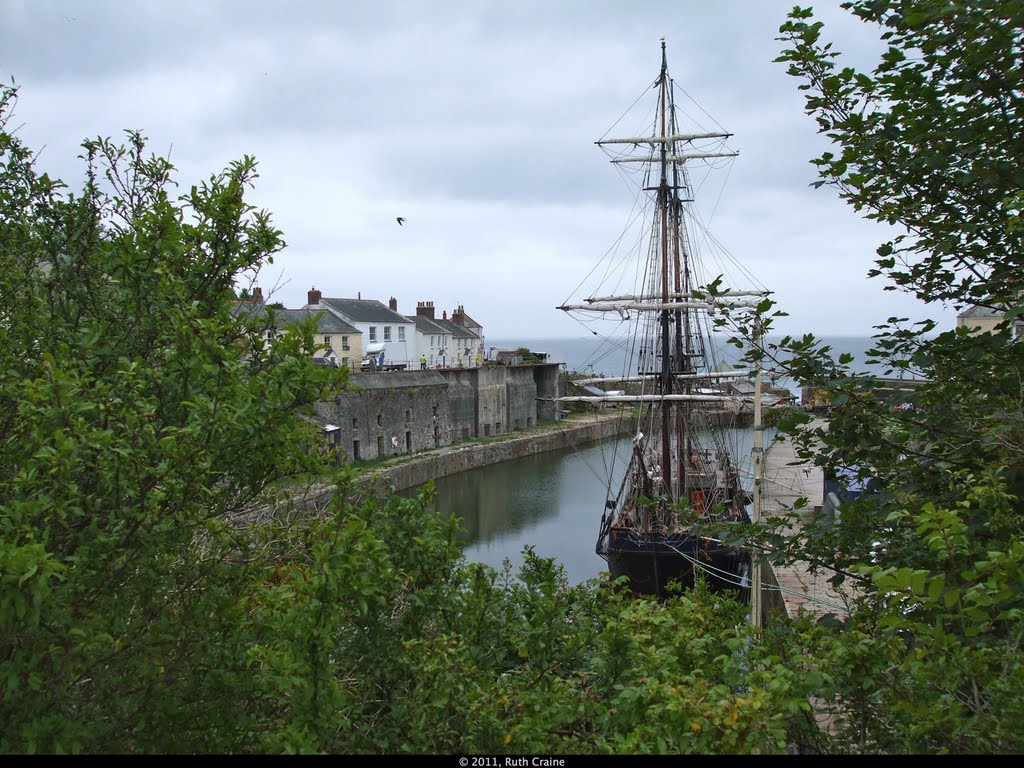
left=2, top=1, right=959, bottom=338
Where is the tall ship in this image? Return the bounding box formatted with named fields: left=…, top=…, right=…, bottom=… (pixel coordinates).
left=556, top=41, right=770, bottom=600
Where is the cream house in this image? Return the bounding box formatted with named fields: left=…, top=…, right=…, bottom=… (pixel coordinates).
left=306, top=290, right=414, bottom=370
left=232, top=293, right=362, bottom=369
left=956, top=304, right=1024, bottom=338
left=275, top=308, right=362, bottom=369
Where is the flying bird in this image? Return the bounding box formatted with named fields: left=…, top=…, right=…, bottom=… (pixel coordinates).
left=396, top=217, right=406, bottom=226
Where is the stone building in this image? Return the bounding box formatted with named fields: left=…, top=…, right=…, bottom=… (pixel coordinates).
left=313, top=363, right=561, bottom=463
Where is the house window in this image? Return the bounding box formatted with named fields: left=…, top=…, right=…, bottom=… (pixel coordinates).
left=341, top=336, right=350, bottom=350
left=384, top=326, right=392, bottom=341
left=369, top=327, right=377, bottom=342
left=323, top=335, right=332, bottom=348
left=431, top=335, right=436, bottom=348
left=342, top=357, right=349, bottom=368
left=266, top=330, right=275, bottom=341
left=398, top=327, right=406, bottom=341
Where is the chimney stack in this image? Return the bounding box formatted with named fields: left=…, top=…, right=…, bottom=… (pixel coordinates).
left=452, top=305, right=464, bottom=326
left=389, top=296, right=398, bottom=311
left=252, top=286, right=264, bottom=304
left=415, top=300, right=435, bottom=320
left=443, top=310, right=448, bottom=320
left=308, top=287, right=322, bottom=305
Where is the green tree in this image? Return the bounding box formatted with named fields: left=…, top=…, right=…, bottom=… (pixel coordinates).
left=779, top=0, right=1024, bottom=309
left=0, top=81, right=347, bottom=752
left=741, top=0, right=1024, bottom=753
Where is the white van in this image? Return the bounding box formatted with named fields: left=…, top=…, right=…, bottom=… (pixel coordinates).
left=360, top=342, right=408, bottom=371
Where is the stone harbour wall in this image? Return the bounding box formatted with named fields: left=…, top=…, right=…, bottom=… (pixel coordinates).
left=375, top=412, right=630, bottom=492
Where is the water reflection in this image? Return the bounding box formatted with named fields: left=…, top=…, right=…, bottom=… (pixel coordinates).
left=410, top=438, right=629, bottom=585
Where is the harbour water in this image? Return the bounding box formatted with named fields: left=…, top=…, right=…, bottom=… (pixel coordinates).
left=412, top=335, right=875, bottom=583
left=418, top=425, right=774, bottom=585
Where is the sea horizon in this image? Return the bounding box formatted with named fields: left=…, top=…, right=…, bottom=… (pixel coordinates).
left=485, top=333, right=931, bottom=398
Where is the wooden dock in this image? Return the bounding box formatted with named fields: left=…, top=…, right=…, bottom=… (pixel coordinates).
left=757, top=420, right=858, bottom=622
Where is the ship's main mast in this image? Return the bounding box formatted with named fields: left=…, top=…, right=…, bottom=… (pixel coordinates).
left=656, top=41, right=674, bottom=506
left=557, top=40, right=745, bottom=515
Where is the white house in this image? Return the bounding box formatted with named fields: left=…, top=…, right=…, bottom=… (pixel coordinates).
left=443, top=304, right=485, bottom=367
left=404, top=301, right=453, bottom=368
left=306, top=289, right=416, bottom=370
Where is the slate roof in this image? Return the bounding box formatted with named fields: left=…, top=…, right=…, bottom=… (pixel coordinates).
left=320, top=297, right=411, bottom=324
left=406, top=315, right=451, bottom=335
left=276, top=308, right=358, bottom=334
left=433, top=317, right=480, bottom=340
left=231, top=304, right=358, bottom=334
left=959, top=304, right=1006, bottom=319
left=456, top=310, right=482, bottom=329
left=730, top=380, right=756, bottom=396
left=230, top=300, right=263, bottom=318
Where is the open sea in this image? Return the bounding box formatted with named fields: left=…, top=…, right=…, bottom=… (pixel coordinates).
left=487, top=334, right=886, bottom=398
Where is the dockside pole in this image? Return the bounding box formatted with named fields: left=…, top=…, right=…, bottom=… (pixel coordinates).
left=751, top=320, right=764, bottom=629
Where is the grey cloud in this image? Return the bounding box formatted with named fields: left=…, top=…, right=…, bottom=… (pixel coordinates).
left=0, top=0, right=956, bottom=338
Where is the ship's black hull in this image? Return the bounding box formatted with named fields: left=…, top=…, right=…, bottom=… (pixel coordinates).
left=598, top=531, right=750, bottom=601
